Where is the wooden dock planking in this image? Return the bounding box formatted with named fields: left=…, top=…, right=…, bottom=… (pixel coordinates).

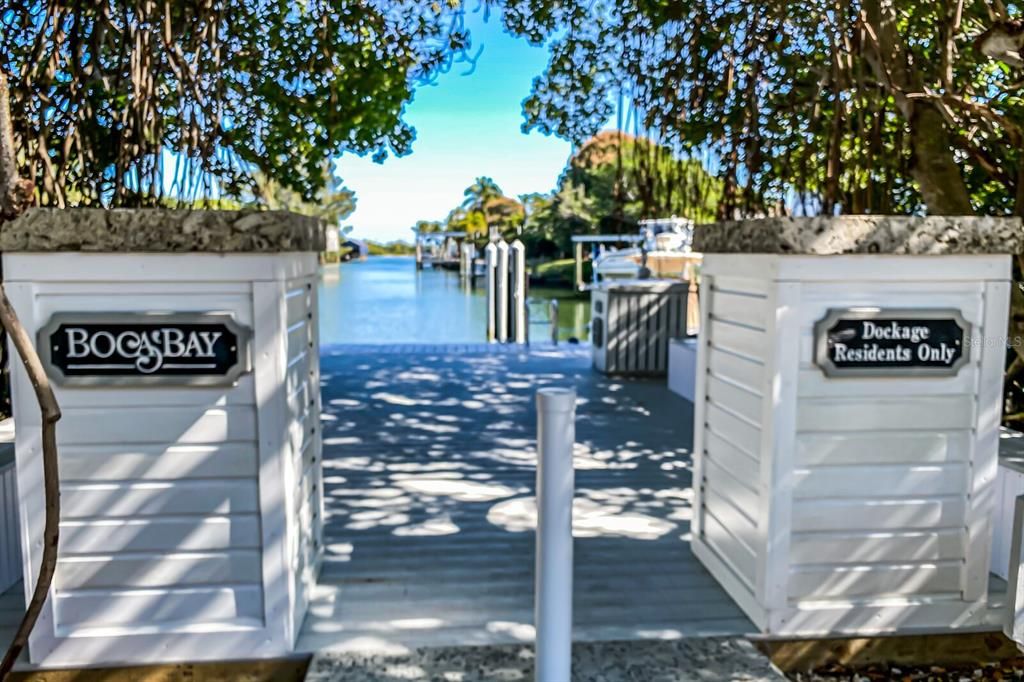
left=299, top=345, right=753, bottom=653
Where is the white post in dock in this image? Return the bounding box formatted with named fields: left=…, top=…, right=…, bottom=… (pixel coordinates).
left=495, top=240, right=510, bottom=342
left=485, top=242, right=497, bottom=342
left=534, top=387, right=576, bottom=682
left=510, top=239, right=527, bottom=344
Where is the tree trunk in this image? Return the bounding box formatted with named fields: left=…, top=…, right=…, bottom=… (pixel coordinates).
left=0, top=69, right=21, bottom=219
left=861, top=0, right=975, bottom=216
left=906, top=101, right=975, bottom=215
left=1015, top=158, right=1024, bottom=218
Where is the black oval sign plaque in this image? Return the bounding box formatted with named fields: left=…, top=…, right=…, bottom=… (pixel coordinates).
left=40, top=313, right=252, bottom=386
left=814, top=308, right=970, bottom=378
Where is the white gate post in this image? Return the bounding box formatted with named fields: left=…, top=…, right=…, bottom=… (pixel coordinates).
left=511, top=239, right=527, bottom=344
left=535, top=387, right=576, bottom=682
left=495, top=240, right=510, bottom=342
left=485, top=242, right=497, bottom=342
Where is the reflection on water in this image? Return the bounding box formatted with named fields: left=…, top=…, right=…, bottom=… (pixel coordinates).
left=319, top=256, right=590, bottom=344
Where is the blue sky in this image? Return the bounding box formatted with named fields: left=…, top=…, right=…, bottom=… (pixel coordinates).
left=334, top=11, right=576, bottom=243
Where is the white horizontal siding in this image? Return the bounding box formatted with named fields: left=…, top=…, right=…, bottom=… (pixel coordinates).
left=705, top=404, right=760, bottom=457
left=292, top=435, right=317, bottom=487
left=286, top=350, right=312, bottom=397
left=34, top=283, right=266, bottom=636
left=60, top=443, right=257, bottom=481
left=54, top=585, right=263, bottom=628
left=795, top=283, right=984, bottom=324
left=288, top=379, right=313, bottom=423
left=60, top=516, right=261, bottom=554
left=286, top=276, right=323, bottom=643
left=795, top=396, right=974, bottom=432
left=789, top=530, right=964, bottom=566
left=792, top=463, right=967, bottom=500
left=707, top=290, right=768, bottom=329
left=708, top=347, right=764, bottom=394
left=286, top=286, right=312, bottom=326
left=795, top=432, right=968, bottom=467
left=61, top=480, right=259, bottom=519
left=705, top=376, right=761, bottom=425
left=34, top=290, right=253, bottom=320
left=697, top=277, right=768, bottom=598
left=707, top=319, right=765, bottom=362
left=791, top=497, right=966, bottom=532
left=797, top=368, right=978, bottom=397
left=692, top=256, right=1006, bottom=632
left=703, top=507, right=757, bottom=588
left=57, top=406, right=258, bottom=446
left=56, top=551, right=261, bottom=590
left=5, top=253, right=324, bottom=665
left=711, top=275, right=770, bottom=298
left=788, top=562, right=962, bottom=600
left=703, top=458, right=758, bottom=519
left=287, top=319, right=313, bottom=365
left=705, top=431, right=760, bottom=486
left=44, top=380, right=256, bottom=412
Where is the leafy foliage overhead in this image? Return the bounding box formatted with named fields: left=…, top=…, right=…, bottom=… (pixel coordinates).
left=492, top=0, right=1024, bottom=218
left=1, top=1, right=473, bottom=207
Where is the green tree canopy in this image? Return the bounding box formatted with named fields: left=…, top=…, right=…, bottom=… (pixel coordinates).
left=1, top=1, right=472, bottom=208
left=494, top=0, right=1024, bottom=217
left=565, top=131, right=721, bottom=226
left=249, top=165, right=356, bottom=228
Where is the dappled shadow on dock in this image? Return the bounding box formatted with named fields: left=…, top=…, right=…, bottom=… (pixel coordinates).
left=299, top=346, right=752, bottom=654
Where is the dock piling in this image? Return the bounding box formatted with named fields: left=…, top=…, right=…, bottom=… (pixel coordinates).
left=534, top=387, right=576, bottom=682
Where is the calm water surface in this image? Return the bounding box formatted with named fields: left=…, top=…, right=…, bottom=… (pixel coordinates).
left=318, top=256, right=590, bottom=344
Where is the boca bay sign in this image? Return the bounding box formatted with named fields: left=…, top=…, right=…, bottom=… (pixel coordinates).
left=814, top=308, right=970, bottom=377
left=40, top=313, right=252, bottom=386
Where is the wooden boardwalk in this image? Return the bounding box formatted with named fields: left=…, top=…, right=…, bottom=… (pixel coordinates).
left=0, top=581, right=19, bottom=652
left=298, top=344, right=753, bottom=653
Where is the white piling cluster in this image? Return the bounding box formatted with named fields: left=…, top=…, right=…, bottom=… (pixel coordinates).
left=486, top=238, right=528, bottom=343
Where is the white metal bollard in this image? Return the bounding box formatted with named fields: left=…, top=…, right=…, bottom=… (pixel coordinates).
left=496, top=240, right=510, bottom=342
left=535, top=387, right=576, bottom=682
left=511, top=239, right=527, bottom=344
left=485, top=242, right=497, bottom=342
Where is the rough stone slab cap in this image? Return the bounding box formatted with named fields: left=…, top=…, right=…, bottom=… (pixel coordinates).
left=0, top=208, right=326, bottom=252
left=692, top=216, right=1024, bottom=255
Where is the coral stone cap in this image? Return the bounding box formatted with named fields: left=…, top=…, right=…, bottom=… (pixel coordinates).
left=0, top=208, right=326, bottom=253
left=692, top=216, right=1024, bottom=255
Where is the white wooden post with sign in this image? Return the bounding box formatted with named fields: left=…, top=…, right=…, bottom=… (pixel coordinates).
left=1, top=209, right=325, bottom=668
left=690, top=216, right=1022, bottom=637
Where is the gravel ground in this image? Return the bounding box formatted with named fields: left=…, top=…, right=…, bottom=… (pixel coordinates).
left=790, top=660, right=1024, bottom=681
left=305, top=637, right=783, bottom=681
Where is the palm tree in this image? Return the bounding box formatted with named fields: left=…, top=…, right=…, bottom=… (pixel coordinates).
left=461, top=176, right=504, bottom=213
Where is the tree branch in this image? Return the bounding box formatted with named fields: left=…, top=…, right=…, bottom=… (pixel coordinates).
left=0, top=65, right=62, bottom=682
left=0, top=283, right=61, bottom=680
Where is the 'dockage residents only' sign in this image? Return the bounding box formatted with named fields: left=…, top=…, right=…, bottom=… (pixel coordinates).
left=814, top=308, right=970, bottom=378
left=40, top=313, right=252, bottom=386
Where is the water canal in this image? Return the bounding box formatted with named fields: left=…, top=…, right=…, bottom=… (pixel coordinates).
left=318, top=255, right=591, bottom=344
